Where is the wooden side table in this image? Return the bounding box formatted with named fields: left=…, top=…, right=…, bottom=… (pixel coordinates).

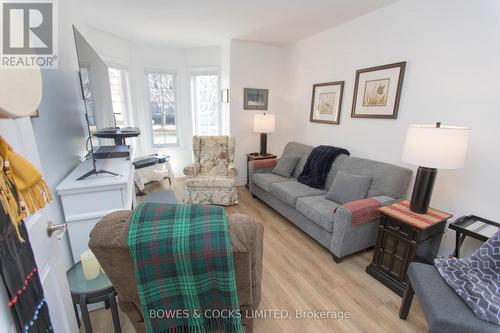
left=366, top=200, right=452, bottom=296
left=245, top=153, right=277, bottom=189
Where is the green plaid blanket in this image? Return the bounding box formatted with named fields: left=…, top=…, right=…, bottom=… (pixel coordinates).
left=128, top=203, right=244, bottom=333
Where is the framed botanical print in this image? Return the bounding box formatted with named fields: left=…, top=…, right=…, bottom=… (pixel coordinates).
left=310, top=81, right=344, bottom=125
left=351, top=61, right=406, bottom=119
left=244, top=88, right=268, bottom=110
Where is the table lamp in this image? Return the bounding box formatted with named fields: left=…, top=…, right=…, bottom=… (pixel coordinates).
left=253, top=113, right=275, bottom=155
left=402, top=122, right=470, bottom=214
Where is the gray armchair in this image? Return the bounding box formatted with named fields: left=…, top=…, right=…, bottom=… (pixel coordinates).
left=400, top=262, right=498, bottom=333
left=183, top=136, right=238, bottom=206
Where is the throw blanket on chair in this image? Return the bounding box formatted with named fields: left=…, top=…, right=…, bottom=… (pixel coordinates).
left=297, top=145, right=349, bottom=189
left=128, top=202, right=244, bottom=333
left=434, top=230, right=500, bottom=325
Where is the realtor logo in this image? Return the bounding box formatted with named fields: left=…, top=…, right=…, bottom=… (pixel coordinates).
left=1, top=0, right=58, bottom=68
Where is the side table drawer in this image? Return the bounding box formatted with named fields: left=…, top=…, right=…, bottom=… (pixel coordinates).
left=384, top=216, right=413, bottom=240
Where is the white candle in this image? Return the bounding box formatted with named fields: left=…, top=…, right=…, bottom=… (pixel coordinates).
left=80, top=250, right=100, bottom=280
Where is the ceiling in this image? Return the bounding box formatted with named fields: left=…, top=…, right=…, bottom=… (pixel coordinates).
left=80, top=0, right=398, bottom=47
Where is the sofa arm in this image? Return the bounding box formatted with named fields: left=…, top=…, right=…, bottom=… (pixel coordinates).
left=330, top=196, right=397, bottom=259
left=248, top=158, right=277, bottom=193
left=334, top=195, right=397, bottom=227
left=228, top=163, right=239, bottom=177
left=183, top=162, right=200, bottom=177
left=249, top=159, right=277, bottom=173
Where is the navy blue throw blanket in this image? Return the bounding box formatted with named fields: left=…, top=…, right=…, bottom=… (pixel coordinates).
left=297, top=145, right=349, bottom=189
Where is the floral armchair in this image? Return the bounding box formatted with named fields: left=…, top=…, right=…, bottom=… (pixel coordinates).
left=183, top=136, right=238, bottom=206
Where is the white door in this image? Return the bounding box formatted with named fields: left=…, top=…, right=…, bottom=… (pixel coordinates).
left=0, top=118, right=78, bottom=333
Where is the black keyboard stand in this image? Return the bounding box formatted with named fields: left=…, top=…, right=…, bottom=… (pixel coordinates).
left=76, top=168, right=120, bottom=181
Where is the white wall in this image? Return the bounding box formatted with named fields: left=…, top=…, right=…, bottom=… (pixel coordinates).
left=82, top=27, right=221, bottom=175
left=31, top=0, right=87, bottom=269
left=1, top=0, right=87, bottom=330
left=276, top=0, right=500, bottom=255
left=220, top=41, right=231, bottom=135
left=229, top=40, right=286, bottom=184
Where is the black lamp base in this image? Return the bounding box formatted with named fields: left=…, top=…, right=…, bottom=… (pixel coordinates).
left=410, top=166, right=437, bottom=214
left=260, top=133, right=268, bottom=155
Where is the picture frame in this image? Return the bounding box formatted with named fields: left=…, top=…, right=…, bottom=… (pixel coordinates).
left=221, top=89, right=229, bottom=103
left=244, top=88, right=268, bottom=110
left=351, top=61, right=406, bottom=119
left=309, top=81, right=344, bottom=125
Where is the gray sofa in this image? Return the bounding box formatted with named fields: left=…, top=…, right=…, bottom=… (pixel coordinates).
left=248, top=142, right=412, bottom=262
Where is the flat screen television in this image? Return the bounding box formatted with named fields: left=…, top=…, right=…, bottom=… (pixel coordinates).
left=73, top=25, right=121, bottom=180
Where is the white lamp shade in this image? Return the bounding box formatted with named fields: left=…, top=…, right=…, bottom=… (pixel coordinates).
left=402, top=124, right=470, bottom=169
left=253, top=113, right=275, bottom=133
left=0, top=67, right=42, bottom=118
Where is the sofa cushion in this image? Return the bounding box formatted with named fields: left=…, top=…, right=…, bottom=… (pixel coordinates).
left=252, top=173, right=291, bottom=192
left=280, top=142, right=313, bottom=178
left=269, top=181, right=326, bottom=207
left=186, top=175, right=235, bottom=188
left=326, top=171, right=372, bottom=204
left=336, top=157, right=412, bottom=198
left=272, top=156, right=300, bottom=178
left=296, top=195, right=339, bottom=232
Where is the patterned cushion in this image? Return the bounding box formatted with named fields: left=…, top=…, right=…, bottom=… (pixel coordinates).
left=186, top=175, right=235, bottom=188
left=434, top=231, right=500, bottom=325
left=198, top=136, right=229, bottom=174
left=408, top=263, right=499, bottom=333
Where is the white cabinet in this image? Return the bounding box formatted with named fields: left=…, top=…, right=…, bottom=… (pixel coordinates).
left=56, top=158, right=135, bottom=262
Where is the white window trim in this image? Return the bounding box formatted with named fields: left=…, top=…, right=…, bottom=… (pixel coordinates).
left=144, top=69, right=180, bottom=148
left=190, top=68, right=221, bottom=136
left=107, top=63, right=132, bottom=127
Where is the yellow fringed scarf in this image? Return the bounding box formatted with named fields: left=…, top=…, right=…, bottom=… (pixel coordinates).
left=0, top=136, right=52, bottom=241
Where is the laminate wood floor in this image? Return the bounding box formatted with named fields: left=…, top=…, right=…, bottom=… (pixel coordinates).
left=81, top=179, right=428, bottom=333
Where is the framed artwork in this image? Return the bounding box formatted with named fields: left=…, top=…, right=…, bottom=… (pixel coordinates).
left=221, top=89, right=229, bottom=103
left=244, top=88, right=268, bottom=110
left=351, top=61, right=406, bottom=119
left=309, top=81, right=344, bottom=125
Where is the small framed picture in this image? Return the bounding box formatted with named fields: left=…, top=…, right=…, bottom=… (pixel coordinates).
left=351, top=61, right=406, bottom=119
left=309, top=81, right=344, bottom=125
left=244, top=88, right=268, bottom=110
left=221, top=89, right=229, bottom=103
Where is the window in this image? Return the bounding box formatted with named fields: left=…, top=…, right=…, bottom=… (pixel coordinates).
left=146, top=71, right=178, bottom=146
left=108, top=66, right=130, bottom=127
left=79, top=66, right=96, bottom=131
left=191, top=73, right=220, bottom=136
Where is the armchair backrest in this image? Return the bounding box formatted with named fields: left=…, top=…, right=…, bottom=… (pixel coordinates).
left=193, top=136, right=235, bottom=174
